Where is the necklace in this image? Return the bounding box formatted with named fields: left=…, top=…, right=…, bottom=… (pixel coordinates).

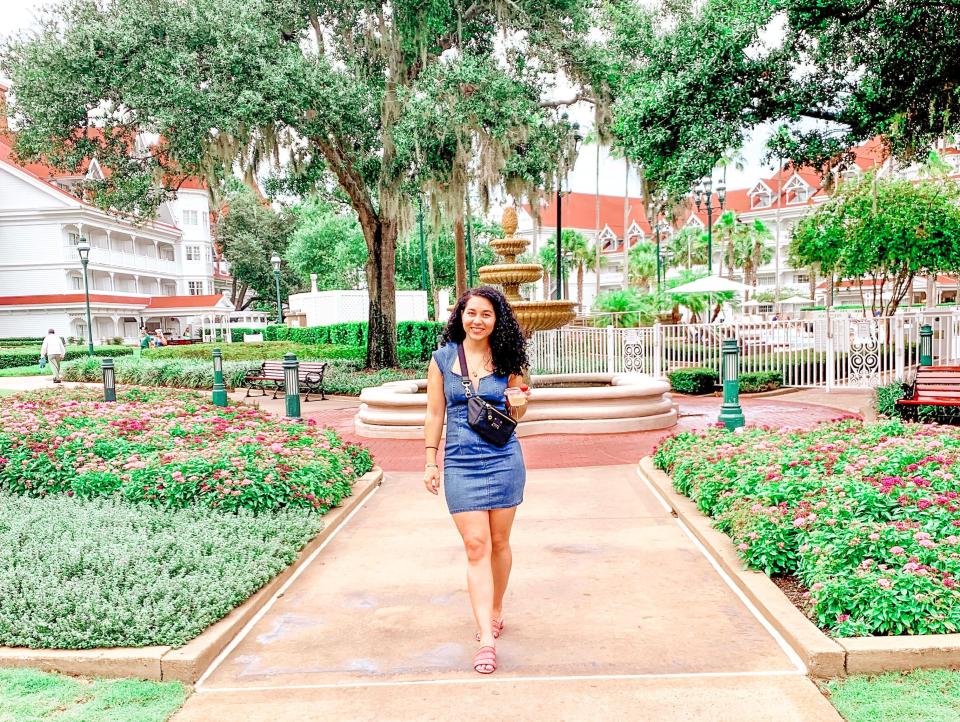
left=469, top=354, right=492, bottom=379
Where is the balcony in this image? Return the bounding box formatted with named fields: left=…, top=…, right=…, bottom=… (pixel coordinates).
left=64, top=246, right=177, bottom=275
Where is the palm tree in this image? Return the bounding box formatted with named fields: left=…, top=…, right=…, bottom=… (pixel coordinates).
left=628, top=241, right=658, bottom=291
left=666, top=227, right=708, bottom=270
left=563, top=231, right=594, bottom=309
left=732, top=221, right=774, bottom=293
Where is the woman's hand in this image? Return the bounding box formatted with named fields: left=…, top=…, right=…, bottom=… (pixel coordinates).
left=423, top=464, right=441, bottom=495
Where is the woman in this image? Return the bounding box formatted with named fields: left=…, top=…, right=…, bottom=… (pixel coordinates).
left=423, top=286, right=530, bottom=675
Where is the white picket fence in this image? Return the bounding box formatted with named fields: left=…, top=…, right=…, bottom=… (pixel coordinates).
left=529, top=312, right=960, bottom=390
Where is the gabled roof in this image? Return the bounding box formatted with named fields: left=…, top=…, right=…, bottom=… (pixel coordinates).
left=523, top=193, right=651, bottom=238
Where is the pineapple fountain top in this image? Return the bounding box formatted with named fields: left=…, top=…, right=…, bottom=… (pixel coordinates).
left=477, top=208, right=577, bottom=334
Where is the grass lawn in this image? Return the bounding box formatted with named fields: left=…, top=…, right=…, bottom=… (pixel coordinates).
left=0, top=667, right=185, bottom=722
left=823, top=669, right=960, bottom=721
left=0, top=364, right=47, bottom=377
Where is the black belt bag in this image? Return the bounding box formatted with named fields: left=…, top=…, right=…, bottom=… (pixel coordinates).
left=457, top=344, right=517, bottom=447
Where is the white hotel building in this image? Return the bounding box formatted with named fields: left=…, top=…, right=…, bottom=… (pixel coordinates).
left=0, top=82, right=236, bottom=343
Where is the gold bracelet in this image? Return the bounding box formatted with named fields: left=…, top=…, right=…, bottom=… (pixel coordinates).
left=425, top=463, right=439, bottom=468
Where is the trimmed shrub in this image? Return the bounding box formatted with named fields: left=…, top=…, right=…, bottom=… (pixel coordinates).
left=739, top=370, right=783, bottom=394
left=874, top=380, right=908, bottom=418
left=0, top=337, right=45, bottom=347
left=0, top=346, right=133, bottom=370
left=667, top=367, right=718, bottom=394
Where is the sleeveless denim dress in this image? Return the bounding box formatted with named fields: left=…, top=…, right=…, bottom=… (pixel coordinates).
left=432, top=342, right=526, bottom=514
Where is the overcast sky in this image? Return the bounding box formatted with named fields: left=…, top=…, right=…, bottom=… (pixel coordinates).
left=0, top=0, right=778, bottom=194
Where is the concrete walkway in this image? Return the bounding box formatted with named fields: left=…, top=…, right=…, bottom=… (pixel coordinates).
left=173, top=465, right=840, bottom=721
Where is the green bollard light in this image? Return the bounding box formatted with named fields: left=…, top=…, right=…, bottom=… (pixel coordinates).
left=718, top=339, right=745, bottom=431
left=283, top=353, right=301, bottom=420
left=212, top=348, right=228, bottom=407
left=919, top=324, right=933, bottom=367
left=101, top=357, right=116, bottom=402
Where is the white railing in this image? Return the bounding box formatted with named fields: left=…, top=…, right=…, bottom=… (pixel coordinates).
left=530, top=311, right=960, bottom=390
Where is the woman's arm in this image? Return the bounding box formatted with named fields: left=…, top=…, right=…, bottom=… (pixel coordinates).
left=423, top=358, right=446, bottom=494
left=506, top=374, right=531, bottom=421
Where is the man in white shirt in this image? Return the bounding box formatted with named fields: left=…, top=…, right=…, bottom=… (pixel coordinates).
left=40, top=329, right=66, bottom=383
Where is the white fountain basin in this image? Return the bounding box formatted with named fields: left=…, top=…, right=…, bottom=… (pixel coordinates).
left=354, top=373, right=678, bottom=438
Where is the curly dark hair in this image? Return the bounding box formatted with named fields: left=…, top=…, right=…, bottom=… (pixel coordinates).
left=441, top=286, right=529, bottom=376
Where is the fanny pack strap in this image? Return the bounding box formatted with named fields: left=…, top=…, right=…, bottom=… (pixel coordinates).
left=456, top=343, right=476, bottom=398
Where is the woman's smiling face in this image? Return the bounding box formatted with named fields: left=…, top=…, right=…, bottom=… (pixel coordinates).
left=461, top=295, right=496, bottom=342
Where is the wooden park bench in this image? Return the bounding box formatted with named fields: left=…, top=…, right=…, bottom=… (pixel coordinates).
left=897, top=366, right=960, bottom=416
left=243, top=360, right=328, bottom=401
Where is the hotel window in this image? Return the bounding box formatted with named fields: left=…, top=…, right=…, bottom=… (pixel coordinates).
left=796, top=273, right=810, bottom=284
left=67, top=232, right=80, bottom=245
left=183, top=210, right=200, bottom=226
left=185, top=245, right=201, bottom=261
left=71, top=275, right=82, bottom=290
left=188, top=281, right=204, bottom=295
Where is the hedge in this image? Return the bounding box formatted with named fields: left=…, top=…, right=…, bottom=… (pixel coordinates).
left=667, top=367, right=718, bottom=394
left=145, top=341, right=425, bottom=367
left=231, top=321, right=445, bottom=361
left=0, top=337, right=45, bottom=347
left=0, top=346, right=134, bottom=371
left=62, top=356, right=424, bottom=395
left=739, top=370, right=783, bottom=393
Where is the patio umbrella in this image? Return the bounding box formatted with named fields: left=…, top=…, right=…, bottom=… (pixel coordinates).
left=741, top=299, right=761, bottom=307
left=669, top=276, right=752, bottom=295
left=779, top=295, right=814, bottom=305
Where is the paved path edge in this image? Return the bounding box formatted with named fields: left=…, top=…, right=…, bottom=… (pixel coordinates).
left=636, top=457, right=846, bottom=678
left=0, top=468, right=383, bottom=683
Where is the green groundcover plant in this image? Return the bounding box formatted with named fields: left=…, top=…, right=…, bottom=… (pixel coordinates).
left=0, top=346, right=133, bottom=370
left=0, top=489, right=325, bottom=648
left=0, top=388, right=373, bottom=514
left=654, top=419, right=960, bottom=637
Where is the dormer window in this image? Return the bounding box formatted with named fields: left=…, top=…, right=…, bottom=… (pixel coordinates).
left=748, top=181, right=773, bottom=209
left=626, top=220, right=643, bottom=247
left=783, top=175, right=813, bottom=204
left=598, top=225, right=617, bottom=252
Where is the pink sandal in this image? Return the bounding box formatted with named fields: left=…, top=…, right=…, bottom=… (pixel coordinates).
left=475, top=618, right=504, bottom=642
left=474, top=645, right=497, bottom=674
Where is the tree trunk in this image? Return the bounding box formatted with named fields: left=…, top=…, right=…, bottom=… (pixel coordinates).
left=808, top=266, right=817, bottom=302
left=454, top=214, right=467, bottom=299
left=363, top=217, right=398, bottom=369
left=542, top=269, right=551, bottom=299
left=595, top=142, right=601, bottom=298
left=426, top=231, right=437, bottom=320
left=577, top=264, right=585, bottom=310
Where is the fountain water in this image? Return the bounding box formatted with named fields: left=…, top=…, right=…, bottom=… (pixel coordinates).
left=354, top=208, right=677, bottom=438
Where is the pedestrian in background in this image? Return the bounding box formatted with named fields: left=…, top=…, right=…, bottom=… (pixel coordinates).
left=40, top=328, right=66, bottom=383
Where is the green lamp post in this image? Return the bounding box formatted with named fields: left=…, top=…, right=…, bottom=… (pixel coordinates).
left=76, top=238, right=95, bottom=356
left=212, top=347, right=228, bottom=407
left=283, top=353, right=301, bottom=419
left=920, top=324, right=933, bottom=367
left=718, top=338, right=745, bottom=431
left=101, top=357, right=116, bottom=402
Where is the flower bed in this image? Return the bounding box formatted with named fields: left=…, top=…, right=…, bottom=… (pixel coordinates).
left=654, top=419, right=960, bottom=637
left=0, top=388, right=372, bottom=514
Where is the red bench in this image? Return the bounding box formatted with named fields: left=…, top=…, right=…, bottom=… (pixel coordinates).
left=897, top=366, right=960, bottom=412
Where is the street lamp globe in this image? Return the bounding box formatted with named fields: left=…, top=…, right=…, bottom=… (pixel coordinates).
left=271, top=254, right=282, bottom=272
left=76, top=239, right=91, bottom=261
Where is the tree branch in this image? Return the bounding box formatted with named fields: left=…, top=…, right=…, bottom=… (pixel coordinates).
left=540, top=94, right=594, bottom=109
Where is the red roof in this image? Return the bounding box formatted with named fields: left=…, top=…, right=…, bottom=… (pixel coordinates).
left=0, top=293, right=229, bottom=310
left=0, top=293, right=148, bottom=307
left=525, top=193, right=650, bottom=238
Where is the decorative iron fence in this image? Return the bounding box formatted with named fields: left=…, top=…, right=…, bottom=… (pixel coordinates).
left=529, top=312, right=960, bottom=389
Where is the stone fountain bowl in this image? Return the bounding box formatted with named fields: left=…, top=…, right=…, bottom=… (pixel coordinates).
left=511, top=300, right=578, bottom=332
left=354, top=373, right=677, bottom=438
left=477, top=264, right=543, bottom=286
left=488, top=238, right=529, bottom=258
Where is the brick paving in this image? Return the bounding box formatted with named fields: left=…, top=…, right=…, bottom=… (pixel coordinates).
left=305, top=395, right=858, bottom=472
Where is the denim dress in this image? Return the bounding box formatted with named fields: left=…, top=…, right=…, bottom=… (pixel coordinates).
left=432, top=343, right=526, bottom=514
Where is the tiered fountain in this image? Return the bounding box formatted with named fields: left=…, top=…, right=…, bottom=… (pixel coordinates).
left=354, top=209, right=677, bottom=438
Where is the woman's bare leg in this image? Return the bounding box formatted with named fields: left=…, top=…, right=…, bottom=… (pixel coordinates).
left=452, top=511, right=496, bottom=662
left=489, top=506, right=518, bottom=622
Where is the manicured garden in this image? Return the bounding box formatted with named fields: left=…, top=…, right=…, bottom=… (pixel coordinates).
left=654, top=418, right=960, bottom=637
left=0, top=388, right=373, bottom=648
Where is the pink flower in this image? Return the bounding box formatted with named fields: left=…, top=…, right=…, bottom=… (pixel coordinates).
left=836, top=614, right=850, bottom=623
left=877, top=578, right=892, bottom=589
left=890, top=546, right=905, bottom=555
left=868, top=533, right=880, bottom=541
